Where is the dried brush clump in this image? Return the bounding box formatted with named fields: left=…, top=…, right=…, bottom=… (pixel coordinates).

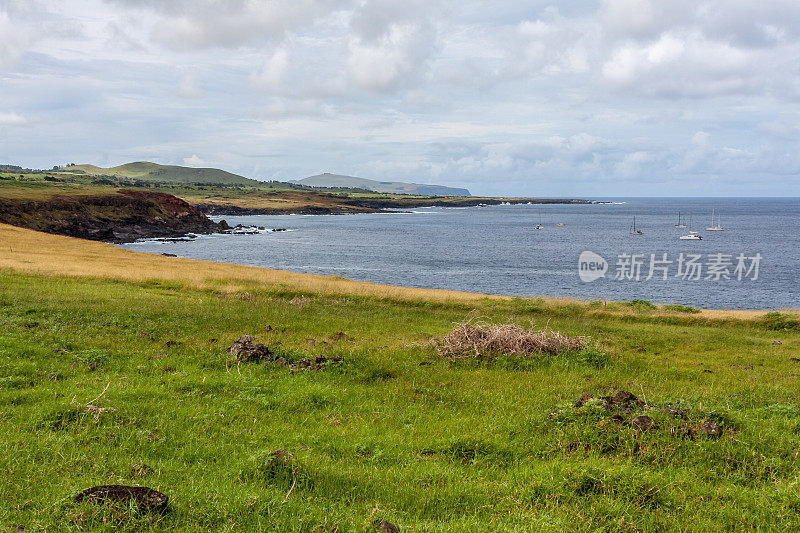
left=436, top=320, right=588, bottom=360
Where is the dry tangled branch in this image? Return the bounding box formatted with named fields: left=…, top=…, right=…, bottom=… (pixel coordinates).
left=436, top=319, right=587, bottom=360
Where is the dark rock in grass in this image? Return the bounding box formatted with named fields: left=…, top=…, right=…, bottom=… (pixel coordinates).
left=296, top=359, right=311, bottom=368
left=375, top=520, right=399, bottom=533
left=698, top=420, right=723, bottom=437
left=9, top=526, right=25, bottom=533
left=744, top=365, right=753, bottom=370
left=608, top=413, right=625, bottom=425
left=274, top=357, right=287, bottom=366
left=702, top=369, right=713, bottom=373
left=632, top=415, right=654, bottom=431
left=228, top=335, right=273, bottom=363
left=419, top=361, right=433, bottom=366
left=574, top=393, right=593, bottom=408
left=599, top=390, right=644, bottom=411
left=790, top=358, right=800, bottom=363
left=75, top=485, right=168, bottom=512
left=315, top=355, right=328, bottom=365
left=773, top=340, right=783, bottom=345
left=613, top=390, right=645, bottom=408
left=164, top=340, right=181, bottom=348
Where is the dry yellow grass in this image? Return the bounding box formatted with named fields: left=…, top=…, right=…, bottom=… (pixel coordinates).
left=0, top=223, right=781, bottom=318
left=0, top=223, right=502, bottom=303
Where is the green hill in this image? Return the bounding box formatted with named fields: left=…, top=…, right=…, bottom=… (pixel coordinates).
left=294, top=173, right=472, bottom=196
left=59, top=162, right=259, bottom=186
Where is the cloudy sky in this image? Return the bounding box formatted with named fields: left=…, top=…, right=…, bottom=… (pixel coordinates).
left=1, top=0, right=799, bottom=196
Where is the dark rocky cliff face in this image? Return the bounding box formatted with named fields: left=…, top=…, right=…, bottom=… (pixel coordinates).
left=0, top=189, right=227, bottom=243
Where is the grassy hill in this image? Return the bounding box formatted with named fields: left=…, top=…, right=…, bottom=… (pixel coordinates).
left=0, top=224, right=799, bottom=530
left=59, top=162, right=260, bottom=186
left=295, top=173, right=472, bottom=196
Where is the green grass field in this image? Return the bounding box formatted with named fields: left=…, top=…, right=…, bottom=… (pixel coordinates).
left=1, top=257, right=799, bottom=531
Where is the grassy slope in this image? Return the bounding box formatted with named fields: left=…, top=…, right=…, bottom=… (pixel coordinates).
left=58, top=162, right=260, bottom=186
left=1, top=174, right=577, bottom=216
left=0, top=225, right=799, bottom=531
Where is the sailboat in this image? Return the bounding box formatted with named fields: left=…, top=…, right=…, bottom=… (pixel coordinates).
left=679, top=213, right=702, bottom=240
left=630, top=216, right=643, bottom=235
left=675, top=211, right=687, bottom=228
left=706, top=209, right=724, bottom=231
left=533, top=209, right=543, bottom=230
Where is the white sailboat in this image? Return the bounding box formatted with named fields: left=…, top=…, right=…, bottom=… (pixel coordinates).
left=630, top=216, right=643, bottom=235
left=533, top=209, right=543, bottom=230
left=706, top=209, right=724, bottom=231
left=679, top=213, right=702, bottom=240
left=675, top=211, right=687, bottom=228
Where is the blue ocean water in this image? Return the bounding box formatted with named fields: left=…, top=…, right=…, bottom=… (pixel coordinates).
left=119, top=198, right=800, bottom=310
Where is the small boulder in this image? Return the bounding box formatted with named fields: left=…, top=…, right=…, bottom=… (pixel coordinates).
left=228, top=335, right=273, bottom=363
left=773, top=340, right=782, bottom=345
left=698, top=420, right=723, bottom=437
left=75, top=485, right=168, bottom=512
left=613, top=390, right=645, bottom=408
left=375, top=520, right=399, bottom=533
left=608, top=413, right=625, bottom=425
left=631, top=415, right=654, bottom=431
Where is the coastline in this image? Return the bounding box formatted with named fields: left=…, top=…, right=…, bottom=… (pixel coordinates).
left=193, top=195, right=590, bottom=216
left=0, top=223, right=790, bottom=319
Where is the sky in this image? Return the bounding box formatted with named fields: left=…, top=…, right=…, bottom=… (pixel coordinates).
left=1, top=0, right=800, bottom=196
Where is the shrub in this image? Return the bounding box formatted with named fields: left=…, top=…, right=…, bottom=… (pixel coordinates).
left=760, top=312, right=800, bottom=331
left=662, top=304, right=701, bottom=314
left=627, top=299, right=657, bottom=310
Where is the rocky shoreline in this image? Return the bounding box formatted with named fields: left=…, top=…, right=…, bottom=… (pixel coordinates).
left=0, top=189, right=228, bottom=243
left=0, top=189, right=591, bottom=243
left=195, top=197, right=590, bottom=216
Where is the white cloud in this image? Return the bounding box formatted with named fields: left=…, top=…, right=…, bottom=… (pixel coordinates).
left=105, top=0, right=353, bottom=50
left=183, top=154, right=206, bottom=166
left=1, top=0, right=800, bottom=195
left=177, top=68, right=202, bottom=98
left=0, top=10, right=31, bottom=69
left=249, top=48, right=290, bottom=92
left=0, top=112, right=26, bottom=125
left=347, top=18, right=437, bottom=92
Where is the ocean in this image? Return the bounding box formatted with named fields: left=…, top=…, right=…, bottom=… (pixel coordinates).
left=118, top=197, right=800, bottom=310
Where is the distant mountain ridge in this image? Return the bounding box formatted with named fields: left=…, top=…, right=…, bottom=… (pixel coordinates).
left=60, top=162, right=259, bottom=186
left=294, top=173, right=471, bottom=196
